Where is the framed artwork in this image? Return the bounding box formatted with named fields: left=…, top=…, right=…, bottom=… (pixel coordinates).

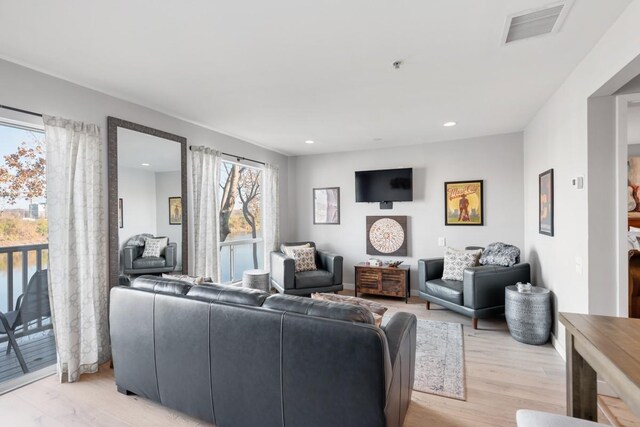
left=313, top=187, right=340, bottom=224
left=444, top=180, right=484, bottom=225
left=539, top=169, right=554, bottom=236
left=169, top=197, right=182, bottom=225
left=366, top=216, right=407, bottom=256
left=118, top=198, right=123, bottom=228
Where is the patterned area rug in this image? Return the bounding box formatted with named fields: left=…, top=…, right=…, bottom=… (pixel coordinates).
left=413, top=319, right=466, bottom=401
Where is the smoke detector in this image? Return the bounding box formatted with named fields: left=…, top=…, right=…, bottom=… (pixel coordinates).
left=503, top=1, right=573, bottom=44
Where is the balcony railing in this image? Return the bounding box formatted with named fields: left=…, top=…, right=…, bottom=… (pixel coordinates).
left=0, top=243, right=49, bottom=343
left=220, top=239, right=264, bottom=283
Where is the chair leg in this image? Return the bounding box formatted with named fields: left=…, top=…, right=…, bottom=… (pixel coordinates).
left=5, top=330, right=28, bottom=373
left=426, top=301, right=431, bottom=310
left=472, top=317, right=478, bottom=330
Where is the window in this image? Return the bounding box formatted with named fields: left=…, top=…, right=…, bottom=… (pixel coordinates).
left=0, top=118, right=53, bottom=389
left=218, top=160, right=263, bottom=283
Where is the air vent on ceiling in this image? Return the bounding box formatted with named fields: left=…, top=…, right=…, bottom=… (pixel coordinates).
left=503, top=1, right=572, bottom=44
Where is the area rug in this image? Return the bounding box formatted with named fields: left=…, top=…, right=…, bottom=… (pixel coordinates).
left=413, top=319, right=466, bottom=401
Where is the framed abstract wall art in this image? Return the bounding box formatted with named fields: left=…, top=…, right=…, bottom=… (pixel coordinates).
left=539, top=169, right=554, bottom=236
left=313, top=187, right=340, bottom=224
left=366, top=216, right=407, bottom=256
left=169, top=197, right=182, bottom=225
left=444, top=180, right=484, bottom=226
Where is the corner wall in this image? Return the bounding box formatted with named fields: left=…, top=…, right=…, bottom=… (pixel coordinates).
left=290, top=132, right=524, bottom=289
left=523, top=0, right=640, bottom=350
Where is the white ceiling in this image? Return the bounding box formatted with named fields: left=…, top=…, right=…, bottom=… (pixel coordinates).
left=117, top=128, right=181, bottom=172
left=0, top=0, right=632, bottom=155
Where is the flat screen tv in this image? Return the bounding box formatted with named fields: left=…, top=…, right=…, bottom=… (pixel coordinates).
left=355, top=168, right=413, bottom=203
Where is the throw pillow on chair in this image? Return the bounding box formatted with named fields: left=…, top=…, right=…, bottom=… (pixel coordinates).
left=442, top=247, right=482, bottom=281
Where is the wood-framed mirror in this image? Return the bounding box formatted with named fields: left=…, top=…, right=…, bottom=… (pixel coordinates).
left=107, top=117, right=188, bottom=289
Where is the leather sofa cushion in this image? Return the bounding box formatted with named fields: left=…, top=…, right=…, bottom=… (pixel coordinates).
left=295, top=270, right=333, bottom=289
left=263, top=294, right=375, bottom=325
left=425, top=279, right=464, bottom=305
left=187, top=284, right=269, bottom=307
left=133, top=256, right=166, bottom=269
left=133, top=275, right=192, bottom=295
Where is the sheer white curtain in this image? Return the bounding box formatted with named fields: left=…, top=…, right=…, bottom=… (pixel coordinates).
left=191, top=146, right=221, bottom=280
left=263, top=163, right=279, bottom=269
left=43, top=116, right=109, bottom=383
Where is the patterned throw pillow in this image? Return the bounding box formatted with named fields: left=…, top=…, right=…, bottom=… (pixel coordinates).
left=282, top=243, right=311, bottom=258
left=292, top=247, right=317, bottom=272
left=142, top=237, right=168, bottom=258
left=162, top=274, right=207, bottom=285
left=479, top=242, right=520, bottom=267
left=442, top=247, right=482, bottom=281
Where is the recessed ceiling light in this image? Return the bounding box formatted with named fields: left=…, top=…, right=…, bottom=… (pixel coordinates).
left=305, top=140, right=315, bottom=144
left=443, top=121, right=457, bottom=127
left=141, top=163, right=150, bottom=166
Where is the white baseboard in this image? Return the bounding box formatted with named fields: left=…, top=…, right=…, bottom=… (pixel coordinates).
left=550, top=332, right=565, bottom=361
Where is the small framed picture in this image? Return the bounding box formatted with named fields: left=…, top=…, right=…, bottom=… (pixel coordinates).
left=539, top=169, right=554, bottom=236
left=118, top=198, right=123, bottom=228
left=313, top=187, right=340, bottom=224
left=169, top=197, right=182, bottom=225
left=444, top=180, right=484, bottom=226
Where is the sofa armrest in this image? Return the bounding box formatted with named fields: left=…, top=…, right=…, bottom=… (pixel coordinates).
left=270, top=251, right=295, bottom=290
left=418, top=258, right=444, bottom=292
left=316, top=249, right=343, bottom=285
left=382, top=312, right=417, bottom=426
left=123, top=246, right=137, bottom=270
left=463, top=263, right=531, bottom=309
left=165, top=242, right=177, bottom=268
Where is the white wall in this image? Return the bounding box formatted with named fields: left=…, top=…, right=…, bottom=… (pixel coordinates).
left=523, top=0, right=640, bottom=350
left=290, top=132, right=524, bottom=289
left=0, top=58, right=293, bottom=277
left=155, top=171, right=182, bottom=270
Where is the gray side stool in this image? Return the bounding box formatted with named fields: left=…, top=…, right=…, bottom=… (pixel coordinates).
left=242, top=269, right=270, bottom=292
left=505, top=285, right=552, bottom=345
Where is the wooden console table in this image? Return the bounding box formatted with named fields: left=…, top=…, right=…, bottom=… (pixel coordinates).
left=354, top=263, right=410, bottom=303
left=560, top=313, right=640, bottom=421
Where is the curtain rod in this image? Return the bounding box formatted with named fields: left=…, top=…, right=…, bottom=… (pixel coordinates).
left=189, top=145, right=265, bottom=166
left=0, top=104, right=43, bottom=118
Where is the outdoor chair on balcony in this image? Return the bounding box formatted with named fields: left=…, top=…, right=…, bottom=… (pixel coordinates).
left=0, top=269, right=50, bottom=374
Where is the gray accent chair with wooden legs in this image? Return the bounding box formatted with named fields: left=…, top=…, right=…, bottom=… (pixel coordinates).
left=418, top=247, right=530, bottom=329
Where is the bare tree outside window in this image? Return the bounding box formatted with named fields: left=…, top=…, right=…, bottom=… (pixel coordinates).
left=218, top=161, right=263, bottom=280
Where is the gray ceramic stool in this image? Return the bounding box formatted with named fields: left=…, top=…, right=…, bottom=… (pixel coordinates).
left=505, top=285, right=552, bottom=345
left=242, top=269, right=270, bottom=292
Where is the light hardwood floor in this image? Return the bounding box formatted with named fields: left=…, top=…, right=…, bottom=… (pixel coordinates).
left=0, top=294, right=609, bottom=426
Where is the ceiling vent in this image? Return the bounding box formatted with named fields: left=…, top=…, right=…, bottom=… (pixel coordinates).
left=503, top=1, right=573, bottom=44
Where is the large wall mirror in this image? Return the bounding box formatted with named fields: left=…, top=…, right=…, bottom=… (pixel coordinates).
left=107, top=117, right=187, bottom=289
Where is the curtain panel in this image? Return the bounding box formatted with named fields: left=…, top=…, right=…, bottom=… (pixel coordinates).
left=43, top=115, right=109, bottom=383
left=191, top=146, right=221, bottom=281
left=263, top=163, right=280, bottom=269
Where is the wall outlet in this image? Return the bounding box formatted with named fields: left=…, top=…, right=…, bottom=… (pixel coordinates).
left=438, top=237, right=446, bottom=247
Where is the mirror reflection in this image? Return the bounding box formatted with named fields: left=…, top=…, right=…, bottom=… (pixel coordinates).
left=117, top=128, right=183, bottom=276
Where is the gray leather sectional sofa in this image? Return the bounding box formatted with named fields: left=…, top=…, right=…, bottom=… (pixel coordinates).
left=110, top=276, right=417, bottom=427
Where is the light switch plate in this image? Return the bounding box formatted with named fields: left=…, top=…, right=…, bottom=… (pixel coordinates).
left=438, top=237, right=446, bottom=247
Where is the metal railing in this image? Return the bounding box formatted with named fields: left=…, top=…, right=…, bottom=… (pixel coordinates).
left=0, top=243, right=49, bottom=343
left=220, top=238, right=263, bottom=283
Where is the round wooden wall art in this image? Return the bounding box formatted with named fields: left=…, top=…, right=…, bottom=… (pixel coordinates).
left=366, top=216, right=408, bottom=256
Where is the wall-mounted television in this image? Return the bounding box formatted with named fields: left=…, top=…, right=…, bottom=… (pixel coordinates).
left=355, top=168, right=413, bottom=207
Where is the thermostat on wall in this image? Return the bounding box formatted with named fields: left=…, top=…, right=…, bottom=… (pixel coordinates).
left=572, top=176, right=584, bottom=190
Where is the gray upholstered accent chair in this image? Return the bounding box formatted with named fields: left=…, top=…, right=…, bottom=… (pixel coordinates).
left=123, top=240, right=177, bottom=275
left=270, top=241, right=343, bottom=295
left=418, top=246, right=530, bottom=329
